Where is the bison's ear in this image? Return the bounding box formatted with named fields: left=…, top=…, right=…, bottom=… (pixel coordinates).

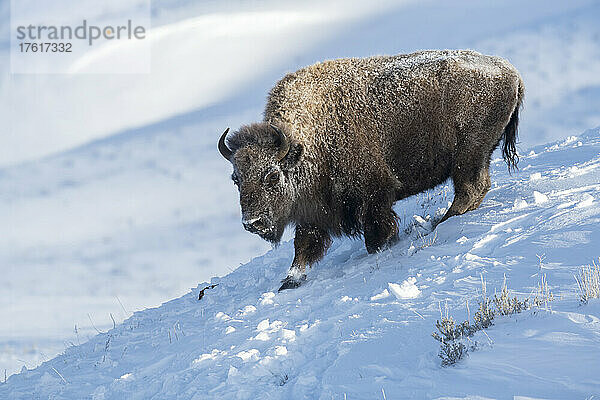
left=279, top=142, right=303, bottom=170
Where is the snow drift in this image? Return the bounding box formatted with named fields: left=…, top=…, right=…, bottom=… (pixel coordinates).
left=3, top=0, right=600, bottom=391
left=3, top=128, right=600, bottom=399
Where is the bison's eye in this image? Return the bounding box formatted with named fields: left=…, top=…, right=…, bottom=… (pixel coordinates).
left=231, top=173, right=240, bottom=186
left=264, top=170, right=280, bottom=186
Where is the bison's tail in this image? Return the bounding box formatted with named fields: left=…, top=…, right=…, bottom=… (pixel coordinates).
left=502, top=78, right=524, bottom=172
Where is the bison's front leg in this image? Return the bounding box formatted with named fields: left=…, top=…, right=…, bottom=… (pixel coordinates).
left=363, top=189, right=399, bottom=254
left=278, top=225, right=331, bottom=291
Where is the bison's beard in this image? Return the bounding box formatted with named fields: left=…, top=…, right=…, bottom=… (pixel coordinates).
left=257, top=221, right=285, bottom=244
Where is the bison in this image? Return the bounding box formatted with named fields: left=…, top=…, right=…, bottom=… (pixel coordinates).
left=218, top=50, right=524, bottom=291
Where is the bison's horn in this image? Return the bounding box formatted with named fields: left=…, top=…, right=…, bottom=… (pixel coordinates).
left=218, top=128, right=232, bottom=160
left=271, top=124, right=290, bottom=161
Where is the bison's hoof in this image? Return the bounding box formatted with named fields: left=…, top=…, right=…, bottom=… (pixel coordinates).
left=278, top=274, right=307, bottom=291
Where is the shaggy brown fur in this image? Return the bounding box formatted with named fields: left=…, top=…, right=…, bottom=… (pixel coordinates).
left=219, top=50, right=524, bottom=290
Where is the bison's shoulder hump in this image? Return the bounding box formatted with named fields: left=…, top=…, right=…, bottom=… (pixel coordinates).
left=381, top=50, right=514, bottom=76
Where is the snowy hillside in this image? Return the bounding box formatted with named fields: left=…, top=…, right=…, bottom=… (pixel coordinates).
left=2, top=0, right=600, bottom=165
left=0, top=102, right=273, bottom=378
left=3, top=129, right=600, bottom=399
left=3, top=0, right=600, bottom=384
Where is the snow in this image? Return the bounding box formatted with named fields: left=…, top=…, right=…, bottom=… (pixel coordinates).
left=371, top=289, right=391, bottom=301
left=193, top=350, right=224, bottom=364
left=236, top=349, right=260, bottom=362
left=2, top=0, right=600, bottom=396
left=533, top=191, right=549, bottom=204
left=118, top=373, right=133, bottom=381
left=388, top=278, right=421, bottom=300
left=3, top=128, right=600, bottom=398
left=241, top=305, right=257, bottom=315
left=3, top=0, right=600, bottom=166
left=576, top=193, right=595, bottom=208
left=257, top=319, right=270, bottom=331
left=0, top=0, right=400, bottom=166
left=274, top=346, right=287, bottom=356
left=512, top=197, right=529, bottom=210
left=529, top=172, right=542, bottom=181
left=456, top=236, right=469, bottom=244
left=225, top=326, right=236, bottom=335
left=260, top=292, right=276, bottom=305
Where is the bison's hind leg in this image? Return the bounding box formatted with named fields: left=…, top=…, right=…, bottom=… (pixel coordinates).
left=364, top=188, right=399, bottom=254
left=439, top=165, right=491, bottom=224
left=467, top=168, right=491, bottom=211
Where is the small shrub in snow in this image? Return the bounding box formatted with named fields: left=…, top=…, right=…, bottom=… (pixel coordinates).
left=432, top=300, right=481, bottom=366
left=432, top=275, right=552, bottom=366
left=432, top=317, right=480, bottom=366
left=473, top=295, right=495, bottom=330
left=473, top=276, right=494, bottom=330
left=494, top=275, right=529, bottom=316
left=531, top=273, right=554, bottom=310
left=432, top=316, right=477, bottom=343
left=431, top=315, right=478, bottom=366
left=575, top=259, right=600, bottom=304
left=417, top=229, right=438, bottom=250
left=438, top=340, right=472, bottom=367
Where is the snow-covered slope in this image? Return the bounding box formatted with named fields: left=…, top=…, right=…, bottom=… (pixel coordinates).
left=0, top=100, right=273, bottom=378
left=0, top=0, right=398, bottom=166
left=3, top=0, right=600, bottom=165
left=3, top=129, right=600, bottom=399
left=3, top=0, right=600, bottom=384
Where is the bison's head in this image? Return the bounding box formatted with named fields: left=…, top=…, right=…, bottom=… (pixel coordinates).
left=218, top=122, right=304, bottom=243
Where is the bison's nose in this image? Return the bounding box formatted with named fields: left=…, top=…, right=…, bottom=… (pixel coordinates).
left=243, top=217, right=268, bottom=233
